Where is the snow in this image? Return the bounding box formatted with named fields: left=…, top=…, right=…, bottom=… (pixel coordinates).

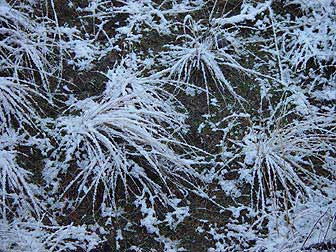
left=0, top=0, right=335, bottom=251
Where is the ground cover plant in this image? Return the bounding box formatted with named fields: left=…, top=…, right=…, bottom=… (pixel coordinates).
left=0, top=0, right=335, bottom=251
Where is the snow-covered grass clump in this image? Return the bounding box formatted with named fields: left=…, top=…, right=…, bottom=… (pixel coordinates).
left=48, top=62, right=196, bottom=209
left=238, top=113, right=336, bottom=210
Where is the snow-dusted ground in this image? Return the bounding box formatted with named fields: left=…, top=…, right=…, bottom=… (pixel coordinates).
left=0, top=0, right=335, bottom=251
